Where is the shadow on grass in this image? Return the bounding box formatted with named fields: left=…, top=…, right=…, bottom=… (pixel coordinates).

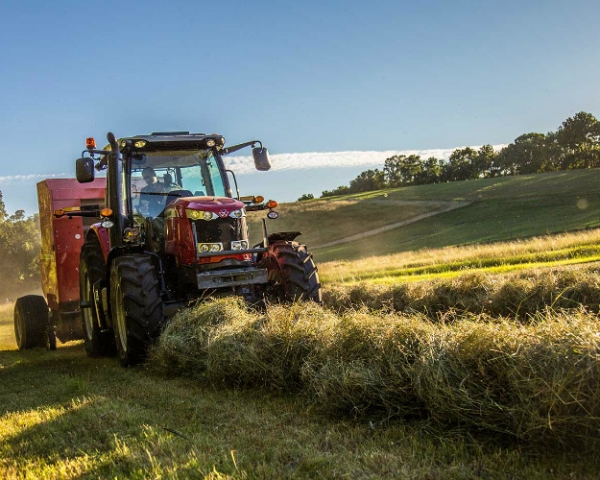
left=0, top=394, right=209, bottom=479
left=0, top=343, right=124, bottom=417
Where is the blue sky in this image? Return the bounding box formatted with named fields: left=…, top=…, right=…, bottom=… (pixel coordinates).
left=1, top=0, right=599, bottom=215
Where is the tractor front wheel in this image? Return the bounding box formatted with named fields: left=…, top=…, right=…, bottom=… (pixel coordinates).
left=110, top=255, right=164, bottom=366
left=266, top=241, right=322, bottom=303
left=14, top=295, right=48, bottom=350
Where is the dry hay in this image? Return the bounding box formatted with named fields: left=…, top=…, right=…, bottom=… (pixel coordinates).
left=323, top=266, right=600, bottom=319
left=149, top=298, right=600, bottom=450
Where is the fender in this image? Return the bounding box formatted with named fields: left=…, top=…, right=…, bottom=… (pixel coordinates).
left=267, top=231, right=302, bottom=243
left=87, top=223, right=110, bottom=264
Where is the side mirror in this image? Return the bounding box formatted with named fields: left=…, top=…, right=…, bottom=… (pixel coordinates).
left=76, top=158, right=95, bottom=183
left=252, top=147, right=271, bottom=171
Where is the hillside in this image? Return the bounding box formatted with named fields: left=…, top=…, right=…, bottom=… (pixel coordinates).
left=245, top=196, right=450, bottom=247
left=249, top=169, right=600, bottom=263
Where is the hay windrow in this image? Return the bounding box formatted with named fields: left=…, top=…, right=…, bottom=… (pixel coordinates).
left=323, top=265, right=600, bottom=319
left=149, top=298, right=600, bottom=450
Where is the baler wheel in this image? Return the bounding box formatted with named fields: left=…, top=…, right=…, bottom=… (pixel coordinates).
left=267, top=241, right=322, bottom=303
left=14, top=295, right=48, bottom=350
left=80, top=238, right=115, bottom=357
left=110, top=255, right=164, bottom=367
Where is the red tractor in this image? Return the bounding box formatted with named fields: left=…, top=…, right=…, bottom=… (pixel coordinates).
left=15, top=131, right=320, bottom=365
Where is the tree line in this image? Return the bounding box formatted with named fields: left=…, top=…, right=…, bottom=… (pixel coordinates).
left=315, top=111, right=600, bottom=198
left=0, top=192, right=40, bottom=299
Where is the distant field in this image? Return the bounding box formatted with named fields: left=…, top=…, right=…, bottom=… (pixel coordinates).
left=255, top=169, right=600, bottom=262
left=246, top=197, right=442, bottom=247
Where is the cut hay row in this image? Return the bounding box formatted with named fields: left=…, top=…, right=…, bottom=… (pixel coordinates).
left=150, top=299, right=600, bottom=450
left=323, top=264, right=600, bottom=319
left=319, top=228, right=600, bottom=283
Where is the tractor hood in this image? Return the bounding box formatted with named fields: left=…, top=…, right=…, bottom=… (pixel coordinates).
left=167, top=196, right=245, bottom=216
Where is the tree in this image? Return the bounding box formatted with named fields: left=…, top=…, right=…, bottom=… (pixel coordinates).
left=0, top=190, right=41, bottom=297
left=383, top=155, right=404, bottom=187
left=445, top=148, right=478, bottom=181
left=321, top=185, right=350, bottom=198
left=556, top=111, right=600, bottom=169
left=349, top=169, right=386, bottom=193
left=298, top=193, right=314, bottom=201
left=474, top=145, right=496, bottom=177
left=494, top=134, right=550, bottom=175
left=0, top=191, right=7, bottom=221
left=384, top=155, right=423, bottom=186
left=417, top=156, right=444, bottom=184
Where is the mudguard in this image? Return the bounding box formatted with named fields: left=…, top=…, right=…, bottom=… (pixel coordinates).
left=267, top=231, right=302, bottom=243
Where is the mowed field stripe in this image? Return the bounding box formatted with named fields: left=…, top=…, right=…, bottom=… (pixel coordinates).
left=337, top=255, right=600, bottom=285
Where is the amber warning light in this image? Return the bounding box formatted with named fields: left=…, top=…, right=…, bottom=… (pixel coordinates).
left=86, top=137, right=96, bottom=150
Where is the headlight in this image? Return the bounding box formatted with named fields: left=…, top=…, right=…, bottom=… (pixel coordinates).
left=186, top=209, right=216, bottom=221
left=198, top=243, right=223, bottom=253
left=186, top=209, right=201, bottom=220
left=231, top=240, right=249, bottom=251
left=231, top=209, right=244, bottom=218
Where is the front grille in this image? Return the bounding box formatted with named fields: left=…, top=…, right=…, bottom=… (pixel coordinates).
left=193, top=217, right=247, bottom=247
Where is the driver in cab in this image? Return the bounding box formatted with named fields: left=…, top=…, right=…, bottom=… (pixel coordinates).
left=138, top=167, right=179, bottom=217
left=141, top=167, right=165, bottom=194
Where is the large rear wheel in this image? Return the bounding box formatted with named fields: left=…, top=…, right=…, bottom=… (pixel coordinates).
left=14, top=295, right=48, bottom=350
left=110, top=255, right=164, bottom=366
left=80, top=238, right=115, bottom=357
left=266, top=241, right=322, bottom=303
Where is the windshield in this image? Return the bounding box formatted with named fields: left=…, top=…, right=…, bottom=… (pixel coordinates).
left=129, top=149, right=227, bottom=217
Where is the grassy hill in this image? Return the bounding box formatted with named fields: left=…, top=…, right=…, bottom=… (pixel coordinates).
left=249, top=169, right=600, bottom=263
left=246, top=196, right=443, bottom=247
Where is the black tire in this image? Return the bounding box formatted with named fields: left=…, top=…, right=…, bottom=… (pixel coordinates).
left=110, top=255, right=164, bottom=366
left=267, top=241, right=322, bottom=303
left=14, top=295, right=48, bottom=350
left=80, top=237, right=115, bottom=357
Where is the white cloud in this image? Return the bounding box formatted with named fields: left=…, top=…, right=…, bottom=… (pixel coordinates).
left=0, top=173, right=68, bottom=184
left=224, top=145, right=507, bottom=175
left=0, top=145, right=507, bottom=183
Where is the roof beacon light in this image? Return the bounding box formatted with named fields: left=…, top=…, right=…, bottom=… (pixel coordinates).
left=86, top=137, right=96, bottom=150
